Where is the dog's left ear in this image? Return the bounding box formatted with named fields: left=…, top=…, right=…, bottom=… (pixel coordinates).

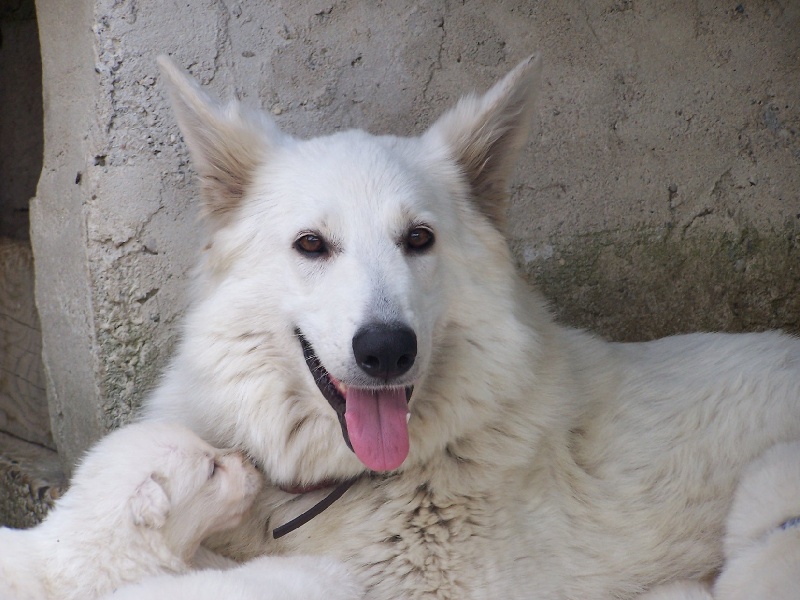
left=129, top=473, right=171, bottom=529
left=424, top=55, right=542, bottom=230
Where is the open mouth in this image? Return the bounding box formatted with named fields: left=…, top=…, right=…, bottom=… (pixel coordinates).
left=297, top=330, right=412, bottom=472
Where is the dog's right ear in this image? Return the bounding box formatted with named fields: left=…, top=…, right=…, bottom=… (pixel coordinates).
left=157, top=55, right=287, bottom=227
left=424, top=55, right=542, bottom=231
left=129, top=473, right=171, bottom=529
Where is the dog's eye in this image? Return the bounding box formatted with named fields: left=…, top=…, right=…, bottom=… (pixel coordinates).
left=209, top=459, right=218, bottom=479
left=405, top=226, right=435, bottom=252
left=294, top=233, right=328, bottom=257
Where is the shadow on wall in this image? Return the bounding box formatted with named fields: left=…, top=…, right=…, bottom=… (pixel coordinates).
left=0, top=0, right=62, bottom=529
left=0, top=0, right=50, bottom=448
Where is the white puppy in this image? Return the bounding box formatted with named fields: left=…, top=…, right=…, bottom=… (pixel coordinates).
left=638, top=441, right=800, bottom=600
left=102, top=555, right=363, bottom=600
left=0, top=421, right=262, bottom=600
left=713, top=440, right=800, bottom=600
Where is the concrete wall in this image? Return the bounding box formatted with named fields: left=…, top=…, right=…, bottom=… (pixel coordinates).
left=31, top=0, right=799, bottom=471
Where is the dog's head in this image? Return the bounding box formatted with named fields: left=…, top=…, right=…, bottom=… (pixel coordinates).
left=156, top=56, right=541, bottom=482
left=70, top=422, right=262, bottom=556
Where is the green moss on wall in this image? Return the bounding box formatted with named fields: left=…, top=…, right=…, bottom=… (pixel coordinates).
left=513, top=220, right=800, bottom=342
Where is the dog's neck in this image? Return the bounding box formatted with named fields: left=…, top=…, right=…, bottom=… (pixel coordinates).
left=273, top=478, right=360, bottom=538
left=278, top=479, right=342, bottom=495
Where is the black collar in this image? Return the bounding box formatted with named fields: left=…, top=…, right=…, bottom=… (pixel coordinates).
left=272, top=478, right=359, bottom=539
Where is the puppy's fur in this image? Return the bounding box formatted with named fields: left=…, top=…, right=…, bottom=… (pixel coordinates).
left=713, top=441, right=800, bottom=600
left=0, top=422, right=262, bottom=600
left=145, top=55, right=800, bottom=599
left=101, top=555, right=363, bottom=600
left=637, top=441, right=800, bottom=600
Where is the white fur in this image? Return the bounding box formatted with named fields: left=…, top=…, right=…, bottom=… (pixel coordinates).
left=640, top=442, right=800, bottom=600
left=100, top=555, right=363, bottom=600
left=0, top=422, right=262, bottom=600
left=713, top=441, right=800, bottom=600
left=637, top=581, right=713, bottom=600
left=145, top=56, right=800, bottom=599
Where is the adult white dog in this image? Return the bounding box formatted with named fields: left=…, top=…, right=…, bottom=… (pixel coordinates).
left=0, top=422, right=262, bottom=600
left=100, top=555, right=363, bottom=600
left=145, top=55, right=800, bottom=599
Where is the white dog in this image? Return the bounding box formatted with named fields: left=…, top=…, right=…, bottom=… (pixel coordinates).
left=145, top=55, right=800, bottom=599
left=101, top=555, right=363, bottom=600
left=0, top=422, right=262, bottom=600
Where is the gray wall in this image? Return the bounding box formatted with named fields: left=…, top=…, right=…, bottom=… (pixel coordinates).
left=30, top=0, right=800, bottom=470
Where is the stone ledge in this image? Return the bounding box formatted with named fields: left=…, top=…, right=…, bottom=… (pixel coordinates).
left=0, top=432, right=66, bottom=528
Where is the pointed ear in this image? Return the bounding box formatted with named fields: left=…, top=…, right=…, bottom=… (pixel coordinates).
left=424, top=55, right=542, bottom=230
left=157, top=55, right=286, bottom=226
left=129, top=473, right=171, bottom=529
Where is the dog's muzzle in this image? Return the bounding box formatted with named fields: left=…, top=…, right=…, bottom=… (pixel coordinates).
left=296, top=328, right=413, bottom=472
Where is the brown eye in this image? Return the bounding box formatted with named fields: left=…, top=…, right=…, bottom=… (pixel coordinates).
left=406, top=226, right=435, bottom=252
left=294, top=233, right=327, bottom=256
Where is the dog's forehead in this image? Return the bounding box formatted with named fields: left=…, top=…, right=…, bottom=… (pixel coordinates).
left=154, top=428, right=214, bottom=459
left=259, top=131, right=440, bottom=222
left=73, top=424, right=213, bottom=495
left=156, top=440, right=214, bottom=486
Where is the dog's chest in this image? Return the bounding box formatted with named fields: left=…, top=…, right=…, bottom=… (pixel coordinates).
left=273, top=480, right=538, bottom=600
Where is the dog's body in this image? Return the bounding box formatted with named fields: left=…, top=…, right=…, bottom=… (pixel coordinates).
left=0, top=422, right=262, bottom=600
left=100, top=555, right=363, bottom=600
left=145, top=56, right=800, bottom=599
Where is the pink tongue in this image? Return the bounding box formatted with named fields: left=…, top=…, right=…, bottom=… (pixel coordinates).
left=344, top=387, right=409, bottom=472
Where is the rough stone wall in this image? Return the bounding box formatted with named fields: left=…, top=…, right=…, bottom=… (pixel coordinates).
left=512, top=1, right=800, bottom=341
left=0, top=431, right=64, bottom=528
left=31, top=0, right=799, bottom=470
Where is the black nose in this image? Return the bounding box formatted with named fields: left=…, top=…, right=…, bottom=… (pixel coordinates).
left=352, top=324, right=417, bottom=380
